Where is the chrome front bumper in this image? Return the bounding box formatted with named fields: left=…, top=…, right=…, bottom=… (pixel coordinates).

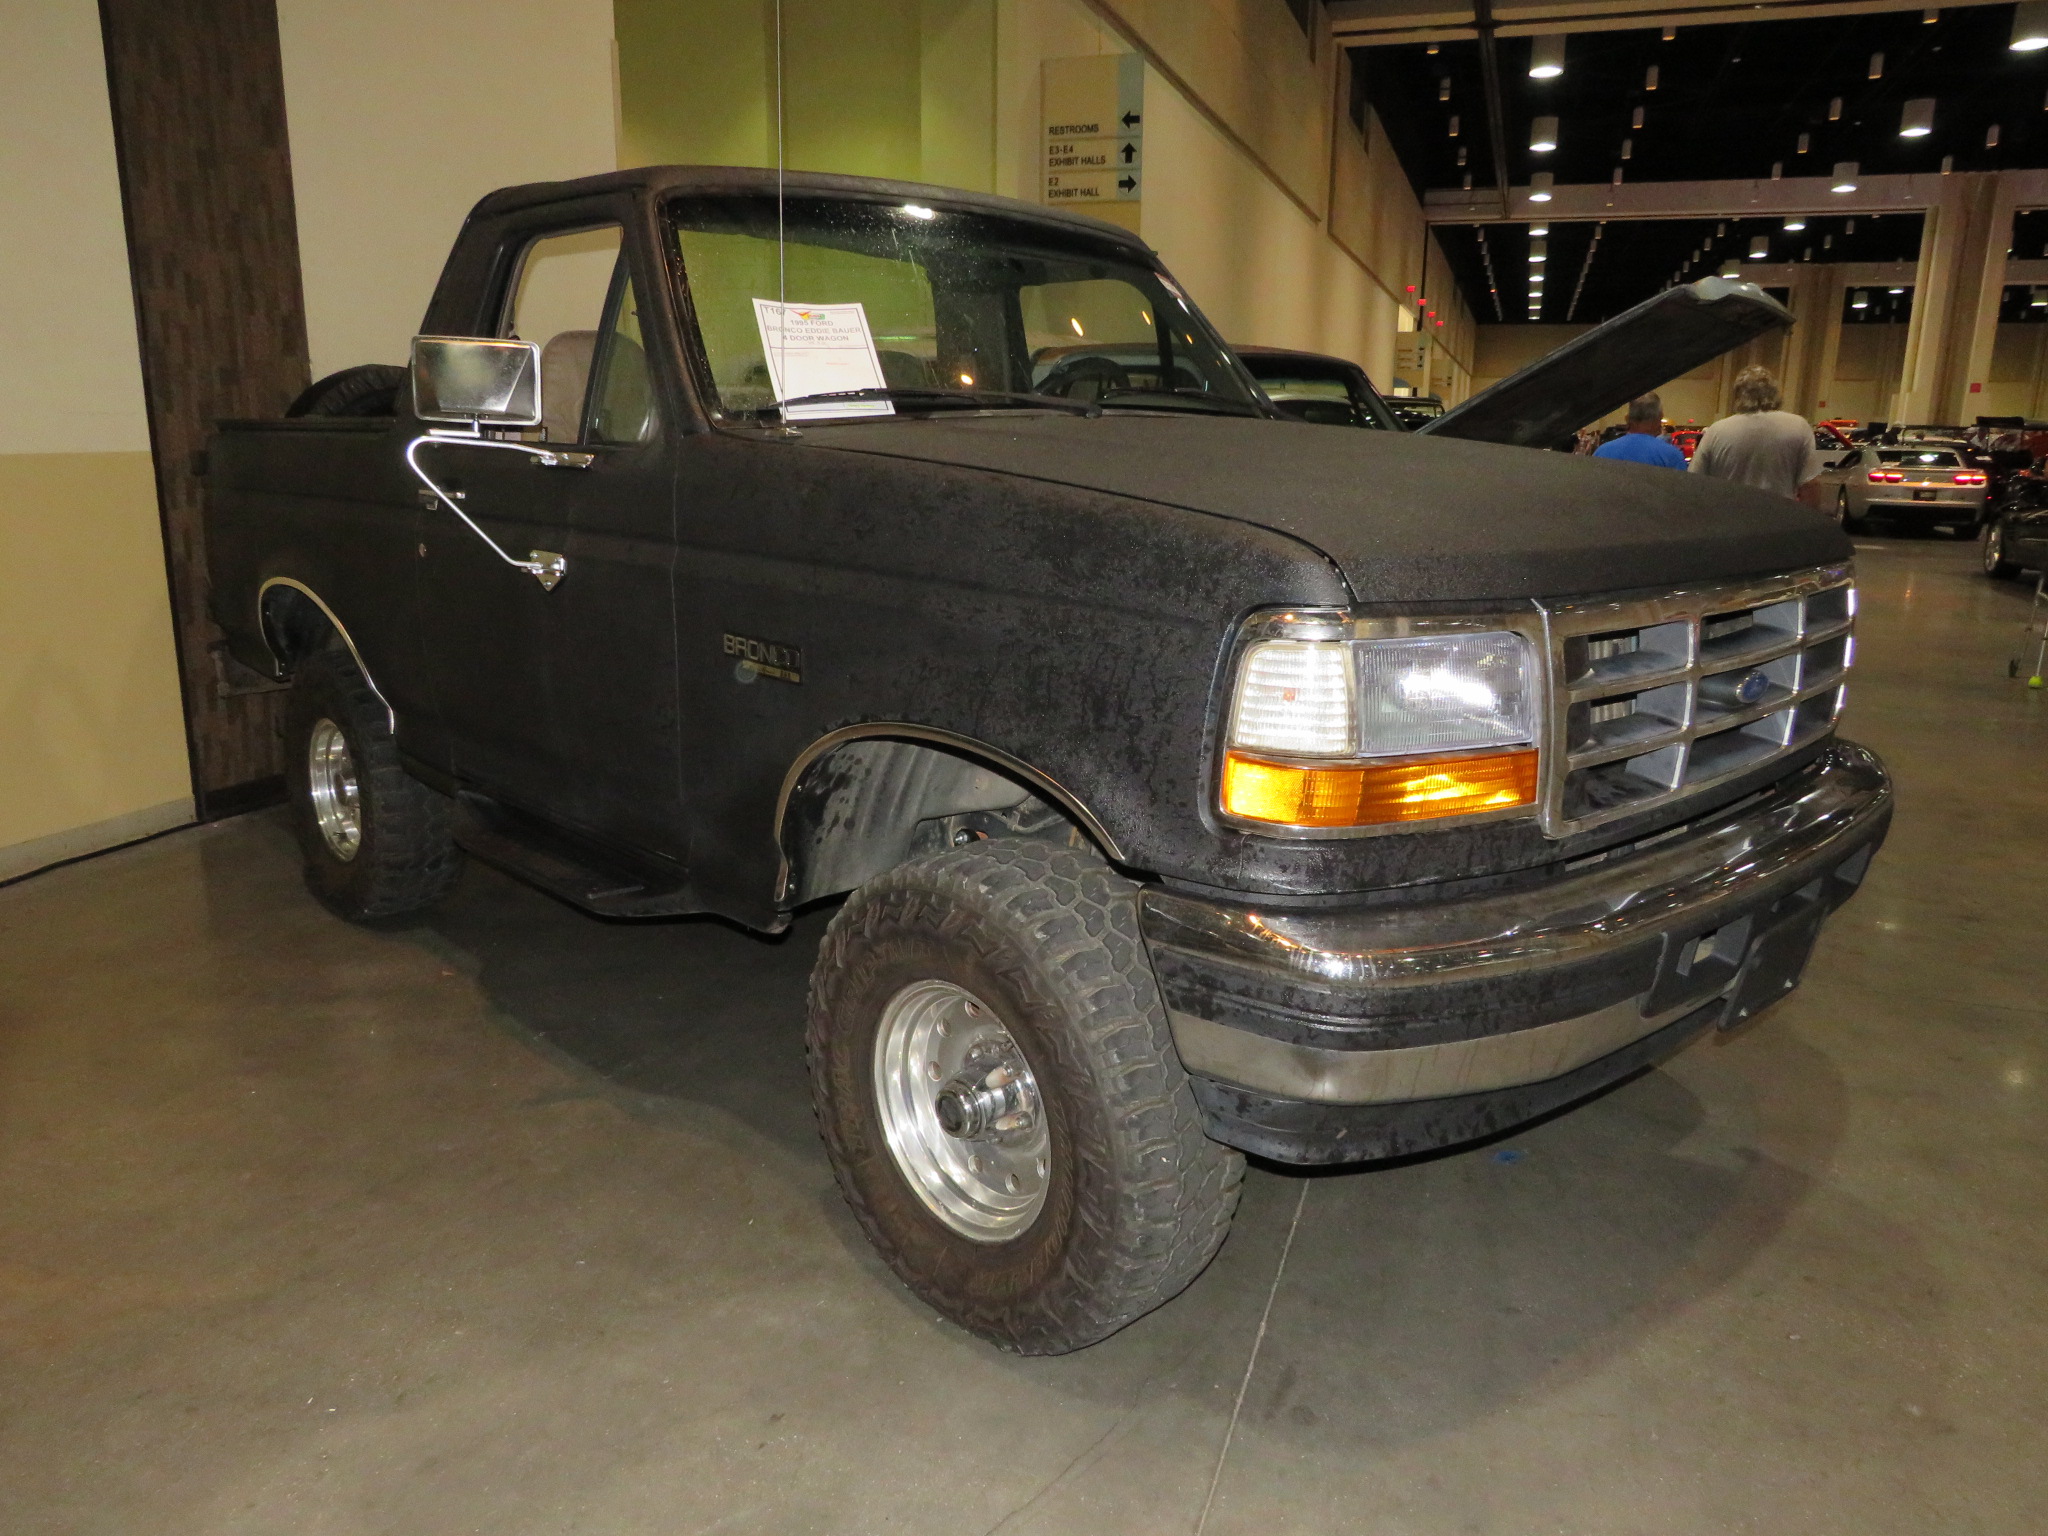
left=1143, top=742, right=1890, bottom=1159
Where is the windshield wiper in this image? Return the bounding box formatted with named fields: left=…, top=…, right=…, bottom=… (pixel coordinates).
left=774, top=387, right=1101, bottom=418
left=1094, top=386, right=1265, bottom=418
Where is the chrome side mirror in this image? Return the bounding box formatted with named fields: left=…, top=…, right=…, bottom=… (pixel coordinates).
left=410, top=335, right=541, bottom=427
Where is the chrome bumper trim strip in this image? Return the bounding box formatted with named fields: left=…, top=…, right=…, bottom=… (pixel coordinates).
left=1167, top=992, right=1709, bottom=1105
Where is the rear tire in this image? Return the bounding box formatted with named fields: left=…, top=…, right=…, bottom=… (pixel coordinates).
left=806, top=840, right=1243, bottom=1354
left=1837, top=489, right=1869, bottom=533
left=1983, top=519, right=2021, bottom=579
left=286, top=649, right=461, bottom=920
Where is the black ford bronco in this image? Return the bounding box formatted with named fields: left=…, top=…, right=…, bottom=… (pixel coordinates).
left=207, top=167, right=1891, bottom=1353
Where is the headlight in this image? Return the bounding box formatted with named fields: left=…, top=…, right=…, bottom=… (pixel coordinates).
left=1222, top=623, right=1541, bottom=829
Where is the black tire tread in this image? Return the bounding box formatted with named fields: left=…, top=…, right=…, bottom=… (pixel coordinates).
left=808, top=840, right=1242, bottom=1353
left=288, top=649, right=461, bottom=920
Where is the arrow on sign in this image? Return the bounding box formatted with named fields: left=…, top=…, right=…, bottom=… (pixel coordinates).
left=1118, top=175, right=1138, bottom=192
left=1120, top=142, right=1137, bottom=163
left=1121, top=111, right=1141, bottom=128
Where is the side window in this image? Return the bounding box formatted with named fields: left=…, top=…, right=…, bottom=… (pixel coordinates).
left=505, top=225, right=622, bottom=441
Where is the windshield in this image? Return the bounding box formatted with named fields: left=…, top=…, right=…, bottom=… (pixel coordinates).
left=668, top=194, right=1263, bottom=421
left=1239, top=357, right=1395, bottom=430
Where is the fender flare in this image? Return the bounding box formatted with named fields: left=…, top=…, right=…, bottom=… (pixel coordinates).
left=772, top=723, right=1127, bottom=903
left=256, top=577, right=395, bottom=733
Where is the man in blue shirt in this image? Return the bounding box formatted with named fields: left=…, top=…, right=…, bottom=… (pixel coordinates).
left=1593, top=393, right=1688, bottom=469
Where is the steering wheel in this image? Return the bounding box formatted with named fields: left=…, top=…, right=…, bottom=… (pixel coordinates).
left=1036, top=355, right=1132, bottom=402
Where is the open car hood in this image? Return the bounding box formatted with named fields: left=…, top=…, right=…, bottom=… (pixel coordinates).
left=1419, top=277, right=1795, bottom=447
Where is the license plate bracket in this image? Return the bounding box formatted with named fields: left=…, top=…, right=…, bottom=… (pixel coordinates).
left=1720, top=888, right=1828, bottom=1029
left=1914, top=488, right=1937, bottom=501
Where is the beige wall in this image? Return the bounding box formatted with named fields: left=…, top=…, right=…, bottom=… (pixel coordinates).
left=615, top=0, right=1474, bottom=400
left=0, top=0, right=192, bottom=880
left=277, top=0, right=621, bottom=380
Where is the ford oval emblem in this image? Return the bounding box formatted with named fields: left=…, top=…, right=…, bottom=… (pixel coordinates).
left=1734, top=669, right=1770, bottom=704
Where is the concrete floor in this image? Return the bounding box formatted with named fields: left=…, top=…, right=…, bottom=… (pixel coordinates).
left=4, top=537, right=2045, bottom=1535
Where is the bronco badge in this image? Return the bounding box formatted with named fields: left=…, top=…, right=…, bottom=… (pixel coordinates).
left=723, top=632, right=803, bottom=684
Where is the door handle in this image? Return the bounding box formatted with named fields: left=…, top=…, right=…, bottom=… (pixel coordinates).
left=533, top=450, right=596, bottom=469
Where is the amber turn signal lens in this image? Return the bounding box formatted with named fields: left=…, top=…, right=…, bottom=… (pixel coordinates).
left=1220, top=748, right=1539, bottom=827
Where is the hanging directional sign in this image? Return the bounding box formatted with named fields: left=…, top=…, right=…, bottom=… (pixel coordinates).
left=1042, top=53, right=1142, bottom=221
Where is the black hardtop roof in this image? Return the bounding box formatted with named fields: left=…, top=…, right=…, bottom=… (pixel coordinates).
left=1235, top=345, right=1367, bottom=370
left=467, top=165, right=1155, bottom=253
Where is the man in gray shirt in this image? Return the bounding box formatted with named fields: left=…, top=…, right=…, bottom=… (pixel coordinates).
left=1689, top=365, right=1828, bottom=507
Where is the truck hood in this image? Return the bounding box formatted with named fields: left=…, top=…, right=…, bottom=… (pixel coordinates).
left=803, top=411, right=1850, bottom=605
left=1421, top=277, right=1795, bottom=447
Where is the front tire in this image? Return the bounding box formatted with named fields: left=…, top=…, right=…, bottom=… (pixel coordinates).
left=286, top=648, right=462, bottom=920
left=807, top=841, right=1243, bottom=1354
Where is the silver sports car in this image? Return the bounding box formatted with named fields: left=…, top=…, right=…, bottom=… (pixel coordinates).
left=1820, top=443, right=1987, bottom=535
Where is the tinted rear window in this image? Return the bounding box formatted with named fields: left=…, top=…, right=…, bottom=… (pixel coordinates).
left=1878, top=450, right=1960, bottom=466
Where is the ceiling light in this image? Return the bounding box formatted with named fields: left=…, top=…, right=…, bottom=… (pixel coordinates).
left=1448, top=114, right=1460, bottom=137
left=1853, top=290, right=1870, bottom=308
left=1824, top=234, right=1834, bottom=248
left=1462, top=172, right=1473, bottom=190
left=1890, top=286, right=1905, bottom=294
left=1900, top=98, right=1935, bottom=137
left=1645, top=64, right=1660, bottom=91
left=1784, top=215, right=1806, bottom=232
left=1612, top=167, right=1624, bottom=185
left=2013, top=0, right=2048, bottom=50
left=1832, top=161, right=1859, bottom=192
left=1530, top=116, right=1558, bottom=152
left=1528, top=239, right=1547, bottom=262
left=1530, top=35, right=1565, bottom=78
left=1749, top=236, right=1769, bottom=259
left=2034, top=288, right=2048, bottom=307
left=1439, top=77, right=1451, bottom=102
left=1772, top=161, right=1784, bottom=179
left=1529, top=171, right=1554, bottom=202
left=1988, top=123, right=2002, bottom=148
left=1828, top=98, right=1843, bottom=122
left=1621, top=137, right=1633, bottom=160
left=1869, top=52, right=1885, bottom=80
left=1941, top=154, right=1954, bottom=173
left=1528, top=221, right=1548, bottom=236
left=1722, top=262, right=1740, bottom=278
left=1797, top=133, right=1810, bottom=154
left=1633, top=107, right=1646, bottom=130
left=1846, top=218, right=1856, bottom=233
left=1663, top=23, right=1677, bottom=40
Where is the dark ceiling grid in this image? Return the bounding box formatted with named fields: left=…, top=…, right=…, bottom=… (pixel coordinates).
left=1357, top=6, right=2048, bottom=321
left=1430, top=212, right=1925, bottom=324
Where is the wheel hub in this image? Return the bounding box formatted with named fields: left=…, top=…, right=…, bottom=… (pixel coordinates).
left=873, top=980, right=1050, bottom=1241
left=306, top=717, right=363, bottom=861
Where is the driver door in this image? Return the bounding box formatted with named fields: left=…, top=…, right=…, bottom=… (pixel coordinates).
left=412, top=214, right=686, bottom=861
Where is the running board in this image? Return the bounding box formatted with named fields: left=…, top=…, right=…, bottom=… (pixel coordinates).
left=451, top=797, right=697, bottom=917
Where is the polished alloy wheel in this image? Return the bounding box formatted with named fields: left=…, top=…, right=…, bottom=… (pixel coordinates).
left=872, top=979, right=1050, bottom=1241
left=1984, top=521, right=2006, bottom=575
left=306, top=717, right=363, bottom=861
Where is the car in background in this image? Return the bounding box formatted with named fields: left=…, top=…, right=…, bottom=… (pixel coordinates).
left=1669, top=426, right=1702, bottom=460
left=1386, top=393, right=1444, bottom=430
left=1235, top=346, right=1401, bottom=429
left=1815, top=423, right=1857, bottom=467
left=1819, top=443, right=1987, bottom=534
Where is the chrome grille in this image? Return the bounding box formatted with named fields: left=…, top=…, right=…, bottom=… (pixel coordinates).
left=1537, top=564, right=1855, bottom=836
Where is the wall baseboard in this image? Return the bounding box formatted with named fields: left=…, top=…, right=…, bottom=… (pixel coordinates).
left=0, top=798, right=196, bottom=885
